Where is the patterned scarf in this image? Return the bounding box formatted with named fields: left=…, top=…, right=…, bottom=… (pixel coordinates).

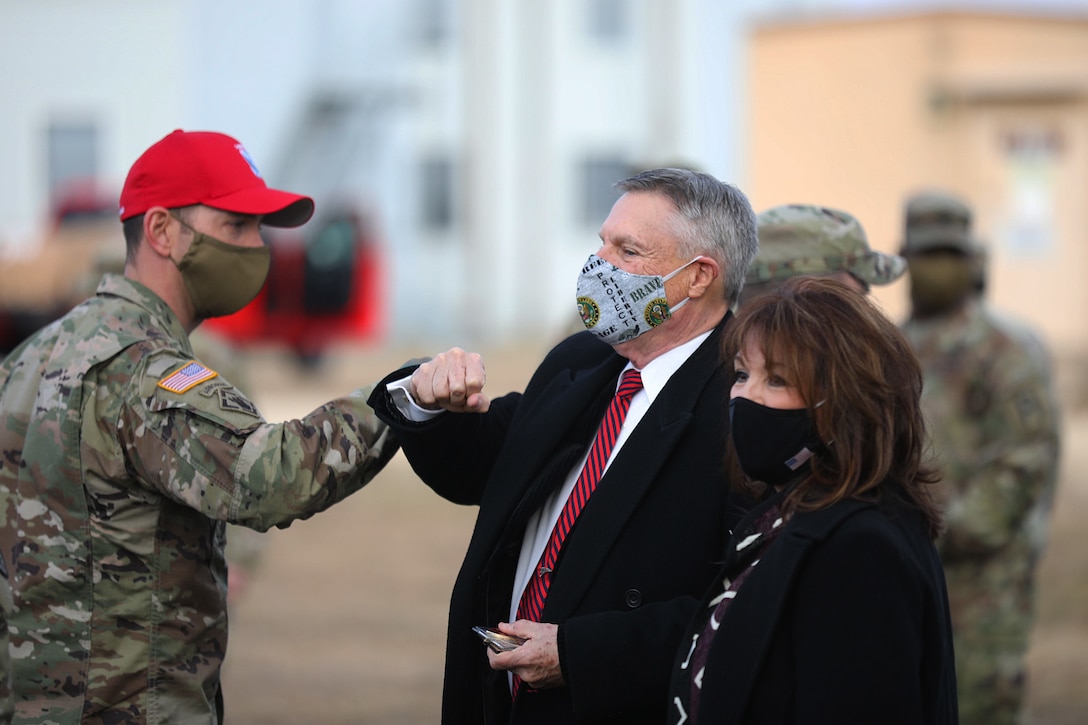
left=672, top=491, right=787, bottom=725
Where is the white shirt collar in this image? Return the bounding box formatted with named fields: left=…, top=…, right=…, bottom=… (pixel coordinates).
left=621, top=330, right=712, bottom=403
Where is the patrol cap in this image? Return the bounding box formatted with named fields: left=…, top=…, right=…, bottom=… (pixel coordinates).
left=901, top=191, right=976, bottom=255
left=749, top=204, right=906, bottom=287
left=119, top=129, right=314, bottom=228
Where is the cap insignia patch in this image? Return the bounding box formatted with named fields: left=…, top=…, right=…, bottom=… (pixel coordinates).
left=235, top=143, right=263, bottom=178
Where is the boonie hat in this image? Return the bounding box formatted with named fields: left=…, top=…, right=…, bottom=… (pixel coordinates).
left=119, top=129, right=314, bottom=228
left=901, top=191, right=976, bottom=255
left=749, top=204, right=906, bottom=287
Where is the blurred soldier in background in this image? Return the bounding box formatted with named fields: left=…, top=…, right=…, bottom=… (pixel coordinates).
left=738, top=203, right=905, bottom=307
left=899, top=191, right=1061, bottom=725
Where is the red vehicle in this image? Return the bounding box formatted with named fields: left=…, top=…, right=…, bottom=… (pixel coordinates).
left=0, top=184, right=384, bottom=362
left=204, top=205, right=385, bottom=364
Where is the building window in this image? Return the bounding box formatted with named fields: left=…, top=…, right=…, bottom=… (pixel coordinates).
left=420, top=155, right=455, bottom=231
left=580, top=156, right=629, bottom=226
left=1000, top=126, right=1063, bottom=158
left=999, top=125, right=1062, bottom=256
left=47, top=121, right=97, bottom=200
left=415, top=0, right=451, bottom=49
left=586, top=0, right=629, bottom=43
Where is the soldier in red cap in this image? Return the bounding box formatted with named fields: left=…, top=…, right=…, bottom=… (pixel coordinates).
left=0, top=130, right=398, bottom=723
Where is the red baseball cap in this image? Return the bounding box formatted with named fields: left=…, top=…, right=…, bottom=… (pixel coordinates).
left=119, top=129, right=314, bottom=228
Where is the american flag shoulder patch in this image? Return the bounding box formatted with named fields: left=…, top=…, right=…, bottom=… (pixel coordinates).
left=158, top=361, right=219, bottom=394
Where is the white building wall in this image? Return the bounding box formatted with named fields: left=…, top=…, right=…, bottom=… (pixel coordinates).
left=0, top=1, right=187, bottom=248
left=0, top=0, right=761, bottom=345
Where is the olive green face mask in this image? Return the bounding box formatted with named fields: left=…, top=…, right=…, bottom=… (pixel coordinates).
left=171, top=217, right=271, bottom=319
left=907, top=253, right=975, bottom=318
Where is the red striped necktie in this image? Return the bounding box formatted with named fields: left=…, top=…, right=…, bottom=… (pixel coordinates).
left=512, top=368, right=644, bottom=698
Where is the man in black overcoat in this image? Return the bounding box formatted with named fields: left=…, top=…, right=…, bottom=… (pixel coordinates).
left=369, top=168, right=758, bottom=724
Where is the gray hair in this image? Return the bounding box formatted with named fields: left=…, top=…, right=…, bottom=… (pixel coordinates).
left=616, top=168, right=758, bottom=307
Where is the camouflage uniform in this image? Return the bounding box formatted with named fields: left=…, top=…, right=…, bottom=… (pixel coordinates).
left=900, top=192, right=1061, bottom=725
left=741, top=204, right=905, bottom=306
left=0, top=553, right=12, bottom=724
left=189, top=330, right=271, bottom=605
left=0, top=274, right=396, bottom=724
left=81, top=248, right=269, bottom=605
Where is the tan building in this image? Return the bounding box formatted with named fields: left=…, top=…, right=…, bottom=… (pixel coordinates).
left=747, top=8, right=1088, bottom=402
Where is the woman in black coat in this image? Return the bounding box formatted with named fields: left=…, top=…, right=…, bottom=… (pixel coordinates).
left=669, top=277, right=958, bottom=724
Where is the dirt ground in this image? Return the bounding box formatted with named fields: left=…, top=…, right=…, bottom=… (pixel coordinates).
left=220, top=342, right=1088, bottom=724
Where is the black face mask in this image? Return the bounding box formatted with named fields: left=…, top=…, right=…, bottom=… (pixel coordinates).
left=729, top=397, right=822, bottom=487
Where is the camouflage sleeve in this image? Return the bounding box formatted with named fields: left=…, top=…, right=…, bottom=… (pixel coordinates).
left=937, top=343, right=1061, bottom=561
left=115, top=350, right=398, bottom=532
left=0, top=555, right=12, bottom=725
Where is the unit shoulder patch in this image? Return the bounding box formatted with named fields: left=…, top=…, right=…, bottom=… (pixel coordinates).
left=216, top=386, right=261, bottom=418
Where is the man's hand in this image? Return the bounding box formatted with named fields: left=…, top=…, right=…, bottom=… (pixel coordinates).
left=410, top=347, right=490, bottom=413
left=486, top=620, right=564, bottom=690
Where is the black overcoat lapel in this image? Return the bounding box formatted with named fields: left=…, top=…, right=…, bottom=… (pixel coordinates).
left=480, top=351, right=628, bottom=556
left=542, top=326, right=727, bottom=618
left=696, top=499, right=871, bottom=721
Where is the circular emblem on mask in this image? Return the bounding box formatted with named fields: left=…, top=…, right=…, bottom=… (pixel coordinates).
left=578, top=296, right=600, bottom=328
left=644, top=297, right=671, bottom=328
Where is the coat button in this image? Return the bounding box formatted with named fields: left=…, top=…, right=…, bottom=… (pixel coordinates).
left=624, top=589, right=643, bottom=608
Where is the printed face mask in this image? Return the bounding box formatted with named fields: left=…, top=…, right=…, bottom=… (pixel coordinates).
left=576, top=254, right=701, bottom=345
left=172, top=216, right=271, bottom=319
left=729, top=396, right=822, bottom=488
